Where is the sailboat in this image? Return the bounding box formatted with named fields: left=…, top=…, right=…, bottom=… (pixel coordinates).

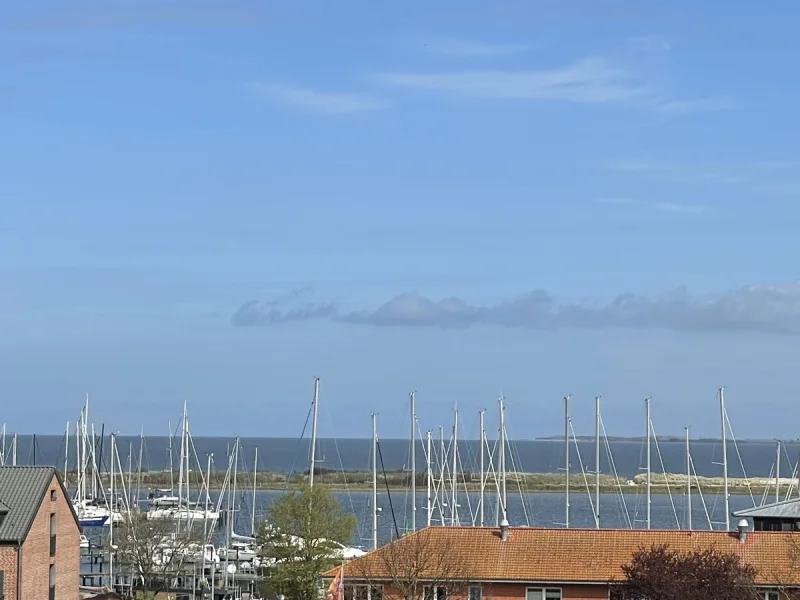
left=72, top=396, right=118, bottom=527
left=145, top=402, right=219, bottom=523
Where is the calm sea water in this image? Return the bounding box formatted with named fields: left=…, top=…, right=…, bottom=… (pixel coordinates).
left=83, top=489, right=769, bottom=549
left=11, top=435, right=798, bottom=479
left=45, top=433, right=797, bottom=548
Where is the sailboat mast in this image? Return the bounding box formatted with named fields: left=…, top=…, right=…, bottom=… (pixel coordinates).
left=177, top=407, right=185, bottom=510
left=309, top=377, right=320, bottom=489
left=202, top=452, right=212, bottom=579
left=646, top=397, right=651, bottom=530
left=136, top=429, right=144, bottom=505
left=109, top=433, right=115, bottom=585
left=75, top=418, right=82, bottom=502
left=450, top=409, right=458, bottom=526
left=564, top=395, right=570, bottom=529
left=371, top=412, right=378, bottom=550
left=479, top=409, right=485, bottom=527
left=90, top=424, right=96, bottom=499
left=594, top=396, right=600, bottom=529
left=776, top=440, right=781, bottom=504
left=410, top=391, right=416, bottom=532
left=184, top=407, right=190, bottom=512
left=438, top=425, right=445, bottom=524
left=126, top=440, right=133, bottom=508
left=308, top=377, right=319, bottom=488
left=232, top=437, right=240, bottom=533
left=685, top=426, right=692, bottom=530
left=252, top=447, right=258, bottom=536
left=720, top=387, right=729, bottom=530
left=168, top=420, right=174, bottom=496
left=11, top=432, right=16, bottom=466
left=64, top=421, right=70, bottom=488
left=498, top=396, right=507, bottom=524
left=426, top=430, right=432, bottom=527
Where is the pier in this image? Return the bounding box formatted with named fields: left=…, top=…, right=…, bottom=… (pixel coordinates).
left=81, top=544, right=265, bottom=599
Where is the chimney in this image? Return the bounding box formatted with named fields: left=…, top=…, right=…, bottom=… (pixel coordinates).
left=736, top=519, right=749, bottom=543
left=499, top=518, right=509, bottom=542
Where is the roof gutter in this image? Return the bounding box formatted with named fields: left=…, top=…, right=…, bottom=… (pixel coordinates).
left=16, top=540, right=22, bottom=600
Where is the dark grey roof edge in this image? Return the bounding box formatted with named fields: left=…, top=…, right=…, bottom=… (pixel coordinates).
left=57, top=469, right=82, bottom=532
left=21, top=466, right=57, bottom=542
left=3, top=466, right=82, bottom=541
left=732, top=496, right=800, bottom=517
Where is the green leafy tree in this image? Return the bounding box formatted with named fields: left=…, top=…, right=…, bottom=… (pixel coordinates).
left=259, top=484, right=358, bottom=600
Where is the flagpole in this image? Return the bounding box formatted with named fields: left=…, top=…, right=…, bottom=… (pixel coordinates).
left=339, top=560, right=345, bottom=600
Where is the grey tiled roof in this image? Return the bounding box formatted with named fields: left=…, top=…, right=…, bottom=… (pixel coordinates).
left=0, top=466, right=57, bottom=542
left=733, top=497, right=800, bottom=519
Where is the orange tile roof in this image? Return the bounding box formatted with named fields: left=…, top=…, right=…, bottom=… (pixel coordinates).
left=325, top=526, right=800, bottom=585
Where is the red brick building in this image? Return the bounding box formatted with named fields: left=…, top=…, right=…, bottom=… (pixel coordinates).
left=326, top=522, right=800, bottom=600
left=0, top=466, right=81, bottom=600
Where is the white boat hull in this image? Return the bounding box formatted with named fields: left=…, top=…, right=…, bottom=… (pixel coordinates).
left=146, top=507, right=220, bottom=522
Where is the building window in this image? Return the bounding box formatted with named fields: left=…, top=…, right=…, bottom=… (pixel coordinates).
left=424, top=586, right=447, bottom=600
left=0, top=569, right=5, bottom=600
left=526, top=589, right=562, bottom=600
left=48, top=564, right=55, bottom=600
left=469, top=587, right=482, bottom=600
left=343, top=585, right=383, bottom=600
left=50, top=489, right=56, bottom=501
left=50, top=513, right=56, bottom=556
left=763, top=592, right=779, bottom=600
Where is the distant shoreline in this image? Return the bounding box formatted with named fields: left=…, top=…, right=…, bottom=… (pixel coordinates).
left=533, top=436, right=781, bottom=443
left=16, top=434, right=787, bottom=443
left=78, top=470, right=790, bottom=496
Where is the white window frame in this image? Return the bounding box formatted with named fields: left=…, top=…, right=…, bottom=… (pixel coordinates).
left=525, top=588, right=562, bottom=600
left=468, top=586, right=482, bottom=600
left=343, top=584, right=383, bottom=600
left=762, top=592, right=780, bottom=600
left=423, top=586, right=448, bottom=600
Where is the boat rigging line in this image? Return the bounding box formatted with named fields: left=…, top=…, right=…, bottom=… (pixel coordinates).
left=377, top=439, right=401, bottom=541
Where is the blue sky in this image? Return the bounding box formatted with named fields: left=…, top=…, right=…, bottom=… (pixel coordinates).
left=2, top=0, right=800, bottom=439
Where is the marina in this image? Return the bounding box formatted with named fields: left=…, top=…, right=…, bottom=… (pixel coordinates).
left=2, top=382, right=799, bottom=598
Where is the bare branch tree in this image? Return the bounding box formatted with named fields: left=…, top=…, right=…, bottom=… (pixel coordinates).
left=353, top=529, right=478, bottom=600
left=110, top=512, right=203, bottom=600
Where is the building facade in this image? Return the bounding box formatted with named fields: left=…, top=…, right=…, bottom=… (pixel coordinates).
left=0, top=466, right=81, bottom=600
left=326, top=522, right=800, bottom=600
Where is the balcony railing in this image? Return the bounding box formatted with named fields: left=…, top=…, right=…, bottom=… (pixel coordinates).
left=50, top=534, right=56, bottom=556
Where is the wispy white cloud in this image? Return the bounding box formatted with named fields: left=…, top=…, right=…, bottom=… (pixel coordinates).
left=371, top=53, right=730, bottom=113
left=372, top=57, right=649, bottom=104
left=254, top=83, right=387, bottom=115
left=607, top=160, right=750, bottom=185
left=422, top=37, right=529, bottom=58
left=596, top=197, right=705, bottom=213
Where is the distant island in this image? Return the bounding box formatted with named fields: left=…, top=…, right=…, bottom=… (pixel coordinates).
left=534, top=435, right=780, bottom=443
